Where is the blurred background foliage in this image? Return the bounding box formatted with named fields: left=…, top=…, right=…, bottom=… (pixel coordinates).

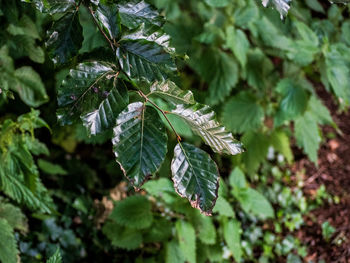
left=0, top=0, right=348, bottom=262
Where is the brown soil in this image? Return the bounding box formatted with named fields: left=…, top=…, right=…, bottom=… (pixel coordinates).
left=294, top=89, right=350, bottom=263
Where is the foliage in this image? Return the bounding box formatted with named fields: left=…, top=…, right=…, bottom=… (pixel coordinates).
left=0, top=0, right=349, bottom=262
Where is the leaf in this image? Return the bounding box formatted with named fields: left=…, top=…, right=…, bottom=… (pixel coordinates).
left=171, top=142, right=219, bottom=215
left=0, top=218, right=18, bottom=263
left=308, top=96, right=333, bottom=125
left=195, top=214, right=216, bottom=245
left=46, top=248, right=62, bottom=263
left=94, top=3, right=121, bottom=40
left=223, top=219, right=242, bottom=262
left=117, top=0, right=164, bottom=30
left=109, top=195, right=153, bottom=229
left=23, top=0, right=76, bottom=14
left=171, top=104, right=243, bottom=155
left=222, top=92, right=264, bottom=133
left=116, top=39, right=176, bottom=82
left=225, top=26, right=250, bottom=68
left=57, top=61, right=128, bottom=131
left=38, top=159, right=68, bottom=175
left=204, top=0, right=230, bottom=7
left=229, top=167, right=247, bottom=189
left=294, top=111, right=321, bottom=163
left=12, top=66, right=48, bottom=107
left=0, top=202, right=28, bottom=233
left=235, top=188, right=274, bottom=219
left=102, top=220, right=143, bottom=250
left=212, top=196, right=235, bottom=217
left=261, top=0, right=291, bottom=18
left=166, top=240, right=186, bottom=263
left=176, top=220, right=196, bottom=263
left=274, top=78, right=308, bottom=126
left=148, top=80, right=195, bottom=105
left=270, top=130, right=293, bottom=163
left=112, top=102, right=168, bottom=188
left=46, top=12, right=83, bottom=64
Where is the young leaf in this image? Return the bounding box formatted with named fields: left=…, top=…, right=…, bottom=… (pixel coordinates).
left=0, top=218, right=18, bottom=263
left=171, top=103, right=243, bottom=155
left=195, top=214, right=217, bottom=245
left=222, top=92, right=264, bottom=133
left=171, top=142, right=219, bottom=215
left=112, top=102, right=168, bottom=188
left=94, top=3, right=121, bottom=40
left=109, top=195, right=153, bottom=229
left=166, top=240, right=186, bottom=263
left=46, top=248, right=62, bottom=263
left=212, top=196, right=235, bottom=217
left=116, top=39, right=176, bottom=82
left=148, top=80, right=195, bottom=105
left=176, top=220, right=196, bottom=263
left=117, top=0, right=164, bottom=30
left=223, top=219, right=242, bottom=262
left=46, top=12, right=83, bottom=64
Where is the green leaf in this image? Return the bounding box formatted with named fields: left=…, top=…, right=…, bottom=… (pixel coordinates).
left=176, top=220, right=196, bottom=263
left=308, top=96, right=333, bottom=125
left=166, top=240, right=186, bottom=263
left=24, top=0, right=76, bottom=14
left=94, top=3, right=121, bottom=40
left=109, top=195, right=153, bottom=229
left=171, top=104, right=243, bottom=155
left=171, top=142, right=219, bottom=215
left=270, top=130, right=293, bottom=163
left=0, top=202, right=28, bottom=233
left=294, top=111, right=321, bottom=163
left=12, top=66, right=48, bottom=107
left=102, top=220, right=142, bottom=250
left=38, top=159, right=68, bottom=175
left=148, top=80, right=195, bottom=105
left=223, top=219, right=242, bottom=262
left=222, top=92, right=264, bottom=133
left=46, top=12, right=83, bottom=64
left=112, top=102, right=167, bottom=188
left=117, top=0, right=164, bottom=29
left=274, top=79, right=308, bottom=126
left=229, top=167, right=247, bottom=189
left=0, top=218, right=18, bottom=263
left=204, top=0, right=230, bottom=7
left=225, top=26, right=250, bottom=68
left=117, top=39, right=176, bottom=82
left=46, top=248, right=62, bottom=263
left=262, top=0, right=291, bottom=18
left=212, top=196, right=235, bottom=217
left=195, top=214, right=216, bottom=245
left=235, top=188, right=274, bottom=219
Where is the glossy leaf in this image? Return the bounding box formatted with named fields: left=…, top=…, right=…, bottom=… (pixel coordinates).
left=117, top=0, right=164, bottom=29
left=46, top=12, right=83, bottom=64
left=117, top=39, right=176, bottom=82
left=148, top=80, right=194, bottom=105
left=112, top=102, right=167, bottom=188
left=94, top=4, right=121, bottom=40
left=171, top=103, right=243, bottom=155
left=23, top=0, right=76, bottom=14
left=171, top=142, right=219, bottom=215
left=262, top=0, right=291, bottom=18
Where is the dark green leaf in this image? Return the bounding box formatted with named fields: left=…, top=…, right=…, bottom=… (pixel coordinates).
left=112, top=102, right=167, bottom=188
left=171, top=142, right=219, bottom=215
left=94, top=4, right=121, bottom=40
left=225, top=26, right=250, bottom=68
left=172, top=103, right=243, bottom=155
left=46, top=12, right=83, bottom=64
left=23, top=0, right=76, bottom=14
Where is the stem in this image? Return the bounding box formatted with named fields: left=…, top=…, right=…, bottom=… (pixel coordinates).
left=138, top=91, right=181, bottom=142
left=88, top=6, right=115, bottom=52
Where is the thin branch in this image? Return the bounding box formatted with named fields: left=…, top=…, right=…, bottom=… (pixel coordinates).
left=88, top=6, right=115, bottom=52
left=138, top=91, right=181, bottom=142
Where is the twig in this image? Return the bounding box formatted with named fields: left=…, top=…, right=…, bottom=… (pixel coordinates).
left=88, top=6, right=115, bottom=52
left=138, top=91, right=181, bottom=142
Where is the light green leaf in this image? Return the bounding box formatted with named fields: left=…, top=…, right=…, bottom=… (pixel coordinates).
left=46, top=12, right=83, bottom=64
left=195, top=214, right=216, bottom=245
left=270, top=130, right=293, bottom=163
left=229, top=167, right=247, bottom=189
left=38, top=159, right=68, bottom=175
left=294, top=111, right=321, bottom=163
left=0, top=218, right=18, bottom=263
left=171, top=142, right=219, bottom=215
left=204, top=0, right=230, bottom=7
left=225, top=26, right=250, bottom=68
left=236, top=188, right=274, bottom=219
left=222, top=92, right=264, bottom=133
left=109, top=195, right=153, bottom=229
left=212, top=196, right=235, bottom=217
left=46, top=248, right=62, bottom=263
left=166, top=240, right=186, bottom=263
left=223, top=219, right=242, bottom=262
left=171, top=103, right=243, bottom=155
left=176, top=220, right=196, bottom=263
left=308, top=96, right=333, bottom=125
left=112, top=102, right=167, bottom=188
left=0, top=202, right=28, bottom=233
left=148, top=80, right=195, bottom=105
